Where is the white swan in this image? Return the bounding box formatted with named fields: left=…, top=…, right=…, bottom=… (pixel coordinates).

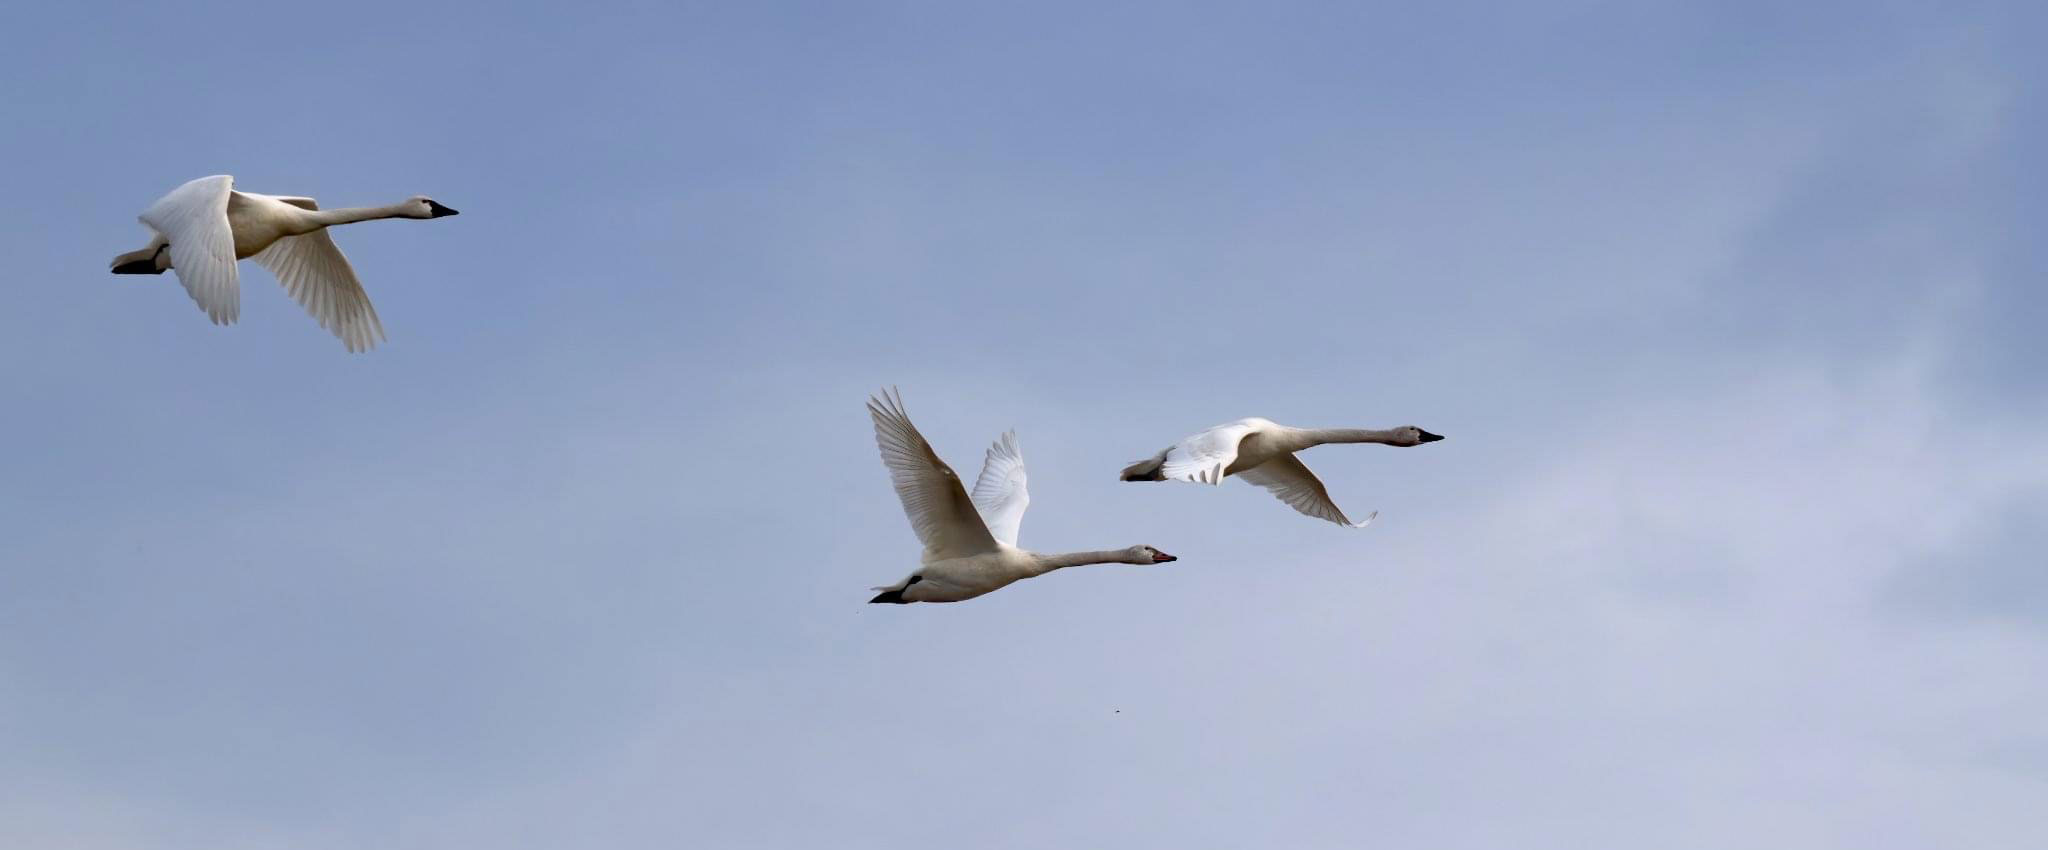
left=110, top=175, right=458, bottom=352
left=1120, top=418, right=1444, bottom=527
left=866, top=389, right=1176, bottom=604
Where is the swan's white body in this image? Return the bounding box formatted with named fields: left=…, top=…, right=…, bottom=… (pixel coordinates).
left=110, top=175, right=457, bottom=352
left=1122, top=417, right=1444, bottom=527
left=866, top=389, right=1173, bottom=604
left=879, top=548, right=1048, bottom=604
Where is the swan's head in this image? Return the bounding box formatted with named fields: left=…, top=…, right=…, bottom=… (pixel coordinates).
left=404, top=196, right=460, bottom=219
left=1391, top=426, right=1445, bottom=447
left=1126, top=545, right=1177, bottom=565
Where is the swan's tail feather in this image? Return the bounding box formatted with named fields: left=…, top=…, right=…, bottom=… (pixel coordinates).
left=1119, top=451, right=1168, bottom=482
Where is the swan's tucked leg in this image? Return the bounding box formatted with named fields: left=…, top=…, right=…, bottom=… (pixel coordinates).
left=110, top=243, right=170, bottom=275
left=868, top=574, right=921, bottom=604
left=1119, top=451, right=1168, bottom=481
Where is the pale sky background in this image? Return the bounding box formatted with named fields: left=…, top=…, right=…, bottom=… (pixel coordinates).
left=3, top=2, right=2046, bottom=848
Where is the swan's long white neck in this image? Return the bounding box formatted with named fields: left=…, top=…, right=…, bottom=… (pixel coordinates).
left=297, top=203, right=419, bottom=230
left=1276, top=427, right=1405, bottom=452
left=1028, top=549, right=1136, bottom=574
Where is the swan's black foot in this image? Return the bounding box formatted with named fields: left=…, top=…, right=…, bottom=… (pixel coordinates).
left=870, top=574, right=921, bottom=604
left=1118, top=454, right=1168, bottom=481
left=111, top=259, right=164, bottom=275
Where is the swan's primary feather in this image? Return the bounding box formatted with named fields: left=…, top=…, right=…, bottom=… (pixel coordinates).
left=138, top=175, right=239, bottom=325
left=868, top=388, right=1002, bottom=561
left=969, top=430, right=1030, bottom=547
left=248, top=196, right=387, bottom=353
left=1235, top=455, right=1377, bottom=528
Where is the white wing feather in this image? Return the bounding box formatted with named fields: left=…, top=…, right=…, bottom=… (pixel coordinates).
left=247, top=196, right=386, bottom=352
left=969, top=430, right=1030, bottom=547
left=1236, top=455, right=1377, bottom=528
left=868, top=389, right=1002, bottom=561
left=1157, top=420, right=1261, bottom=484
left=139, top=175, right=239, bottom=324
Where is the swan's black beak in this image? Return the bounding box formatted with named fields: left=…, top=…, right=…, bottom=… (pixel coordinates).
left=426, top=200, right=459, bottom=218
left=1417, top=430, right=1445, bottom=443
left=1154, top=552, right=1177, bottom=563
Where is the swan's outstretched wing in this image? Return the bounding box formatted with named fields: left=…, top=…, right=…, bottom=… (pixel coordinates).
left=869, top=389, right=1002, bottom=561
left=1156, top=420, right=1262, bottom=484
left=969, top=430, right=1029, bottom=547
left=248, top=196, right=386, bottom=353
left=1236, top=455, right=1377, bottom=528
left=139, top=175, right=239, bottom=325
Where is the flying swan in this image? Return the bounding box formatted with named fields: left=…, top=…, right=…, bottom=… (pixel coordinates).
left=1120, top=418, right=1444, bottom=527
left=109, top=175, right=458, bottom=352
left=866, top=389, right=1176, bottom=604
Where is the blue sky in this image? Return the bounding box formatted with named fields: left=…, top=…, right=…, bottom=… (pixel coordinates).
left=3, top=2, right=2045, bottom=848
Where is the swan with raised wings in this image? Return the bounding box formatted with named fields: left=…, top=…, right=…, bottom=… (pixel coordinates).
left=1120, top=417, right=1444, bottom=527
left=866, top=389, right=1176, bottom=604
left=110, top=175, right=458, bottom=352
